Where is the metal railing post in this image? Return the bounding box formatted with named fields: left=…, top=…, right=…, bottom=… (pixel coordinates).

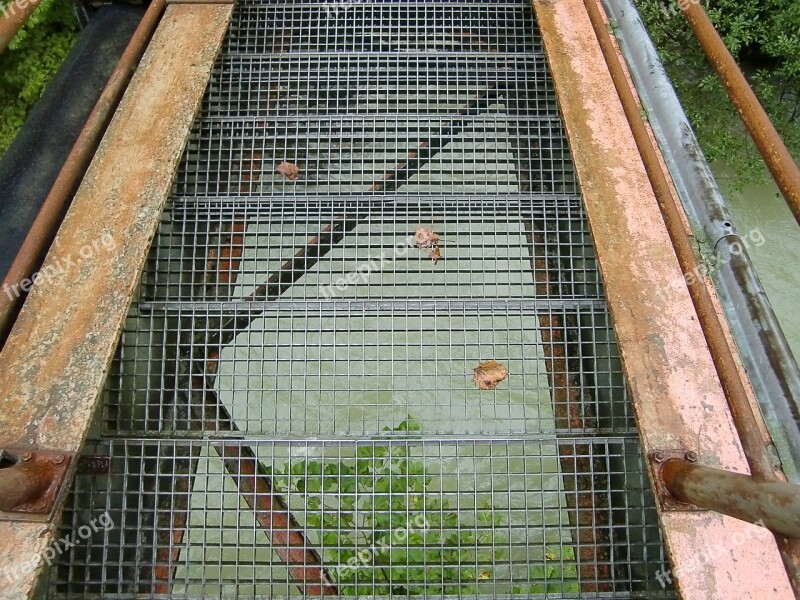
left=661, top=459, right=800, bottom=539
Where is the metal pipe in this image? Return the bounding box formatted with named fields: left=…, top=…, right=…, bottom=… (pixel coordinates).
left=582, top=0, right=774, bottom=483
left=0, top=0, right=167, bottom=346
left=0, top=0, right=40, bottom=54
left=0, top=455, right=53, bottom=511
left=682, top=2, right=800, bottom=228
left=581, top=0, right=800, bottom=591
left=661, top=459, right=800, bottom=539
left=601, top=0, right=800, bottom=484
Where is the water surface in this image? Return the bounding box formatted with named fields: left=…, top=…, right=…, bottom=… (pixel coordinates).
left=714, top=168, right=800, bottom=361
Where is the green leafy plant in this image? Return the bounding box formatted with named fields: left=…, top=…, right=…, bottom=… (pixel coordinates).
left=0, top=0, right=79, bottom=156
left=269, top=419, right=579, bottom=596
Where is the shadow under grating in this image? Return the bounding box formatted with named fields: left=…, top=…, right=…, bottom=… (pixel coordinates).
left=46, top=0, right=674, bottom=597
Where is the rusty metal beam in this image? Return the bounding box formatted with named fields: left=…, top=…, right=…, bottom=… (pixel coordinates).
left=512, top=101, right=614, bottom=590
left=153, top=443, right=200, bottom=594
left=171, top=313, right=337, bottom=596
left=528, top=226, right=613, bottom=592
left=682, top=2, right=800, bottom=228
left=661, top=458, right=800, bottom=539
left=0, top=0, right=38, bottom=54
left=0, top=5, right=232, bottom=597
left=582, top=0, right=775, bottom=481
left=216, top=444, right=338, bottom=596
left=0, top=0, right=167, bottom=347
left=580, top=0, right=800, bottom=591
left=530, top=0, right=794, bottom=596
left=600, top=0, right=800, bottom=483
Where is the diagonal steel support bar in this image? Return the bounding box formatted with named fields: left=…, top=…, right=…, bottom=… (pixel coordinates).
left=153, top=85, right=504, bottom=592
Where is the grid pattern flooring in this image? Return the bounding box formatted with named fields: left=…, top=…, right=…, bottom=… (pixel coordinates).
left=47, top=1, right=672, bottom=598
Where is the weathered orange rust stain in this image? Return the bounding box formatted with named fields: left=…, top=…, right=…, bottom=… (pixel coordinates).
left=531, top=0, right=793, bottom=597
left=215, top=222, right=247, bottom=284
left=528, top=228, right=613, bottom=591
left=0, top=5, right=233, bottom=598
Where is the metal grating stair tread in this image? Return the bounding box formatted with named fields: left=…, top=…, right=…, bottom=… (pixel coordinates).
left=46, top=1, right=673, bottom=598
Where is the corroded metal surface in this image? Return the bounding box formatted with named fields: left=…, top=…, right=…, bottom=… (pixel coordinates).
left=527, top=225, right=614, bottom=592
left=0, top=0, right=38, bottom=54
left=660, top=458, right=800, bottom=538
left=0, top=448, right=72, bottom=520
left=585, top=0, right=773, bottom=481
left=0, top=0, right=167, bottom=345
left=530, top=0, right=794, bottom=597
left=0, top=4, right=232, bottom=598
left=683, top=2, right=800, bottom=229
left=583, top=0, right=800, bottom=591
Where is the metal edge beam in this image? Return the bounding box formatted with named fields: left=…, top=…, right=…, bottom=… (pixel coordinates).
left=601, top=0, right=800, bottom=483
left=0, top=4, right=233, bottom=598
left=529, top=0, right=793, bottom=597
left=0, top=0, right=168, bottom=347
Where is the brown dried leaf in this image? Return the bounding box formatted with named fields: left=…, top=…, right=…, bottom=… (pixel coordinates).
left=414, top=226, right=439, bottom=249
left=472, top=360, right=509, bottom=390
left=414, top=226, right=443, bottom=263
left=277, top=161, right=300, bottom=181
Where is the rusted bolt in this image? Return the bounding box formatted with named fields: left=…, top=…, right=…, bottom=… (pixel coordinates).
left=653, top=451, right=666, bottom=463
left=52, top=454, right=65, bottom=465
left=20, top=452, right=33, bottom=462
left=685, top=451, right=699, bottom=463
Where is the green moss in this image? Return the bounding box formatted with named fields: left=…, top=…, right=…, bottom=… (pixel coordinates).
left=0, top=0, right=79, bottom=156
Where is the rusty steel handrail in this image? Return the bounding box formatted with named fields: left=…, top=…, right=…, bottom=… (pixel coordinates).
left=0, top=0, right=40, bottom=54
left=682, top=3, right=800, bottom=228
left=661, top=459, right=800, bottom=539
left=583, top=0, right=773, bottom=490
left=0, top=0, right=167, bottom=347
left=582, top=0, right=800, bottom=593
left=601, top=0, right=800, bottom=484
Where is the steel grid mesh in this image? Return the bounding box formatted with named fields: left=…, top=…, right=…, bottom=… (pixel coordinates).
left=141, top=202, right=599, bottom=301
left=47, top=438, right=669, bottom=599
left=222, top=4, right=547, bottom=56
left=202, top=56, right=554, bottom=117
left=46, top=0, right=673, bottom=597
left=173, top=116, right=576, bottom=196
left=101, top=303, right=630, bottom=437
